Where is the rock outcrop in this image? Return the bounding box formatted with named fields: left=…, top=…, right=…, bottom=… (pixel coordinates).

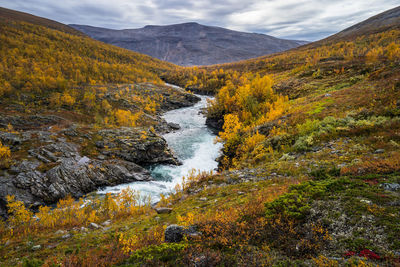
left=205, top=116, right=224, bottom=133
left=96, top=127, right=180, bottom=165
left=0, top=124, right=181, bottom=217
left=0, top=137, right=154, bottom=217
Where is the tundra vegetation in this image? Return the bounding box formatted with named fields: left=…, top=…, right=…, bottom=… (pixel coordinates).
left=0, top=7, right=400, bottom=267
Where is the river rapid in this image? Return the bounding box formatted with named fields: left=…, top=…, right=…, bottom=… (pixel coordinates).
left=98, top=94, right=222, bottom=202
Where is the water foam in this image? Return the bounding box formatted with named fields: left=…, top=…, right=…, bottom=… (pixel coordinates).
left=97, top=95, right=222, bottom=202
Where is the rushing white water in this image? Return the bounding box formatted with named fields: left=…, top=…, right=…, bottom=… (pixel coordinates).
left=97, top=94, right=222, bottom=202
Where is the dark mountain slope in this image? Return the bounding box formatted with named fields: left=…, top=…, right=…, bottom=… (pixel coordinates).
left=70, top=22, right=308, bottom=66
left=0, top=6, right=83, bottom=36
left=321, top=5, right=400, bottom=42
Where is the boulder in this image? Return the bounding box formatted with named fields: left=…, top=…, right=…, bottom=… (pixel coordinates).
left=31, top=245, right=41, bottom=251
left=381, top=183, right=400, bottom=191
left=55, top=230, right=66, bottom=235
left=154, top=207, right=173, bottom=214
left=167, top=122, right=180, bottom=130
left=61, top=233, right=71, bottom=239
left=89, top=223, right=101, bottom=229
left=164, top=224, right=201, bottom=243
left=101, top=220, right=112, bottom=226
left=165, top=224, right=185, bottom=243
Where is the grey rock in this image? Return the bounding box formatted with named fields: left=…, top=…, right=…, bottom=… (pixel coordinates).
left=89, top=222, right=101, bottom=229
left=98, top=127, right=180, bottom=165
left=154, top=207, right=173, bottom=214
left=381, top=183, right=400, bottom=191
left=31, top=245, right=41, bottom=251
left=41, top=149, right=57, bottom=162
left=0, top=115, right=65, bottom=131
left=167, top=122, right=180, bottom=130
left=165, top=224, right=201, bottom=243
left=205, top=116, right=224, bottom=132
left=101, top=220, right=112, bottom=226
left=165, top=224, right=184, bottom=243
left=61, top=234, right=71, bottom=239
left=0, top=152, right=152, bottom=216
left=62, top=126, right=78, bottom=137
left=360, top=199, right=372, bottom=205
left=0, top=131, right=21, bottom=147
left=374, top=149, right=385, bottom=154
left=55, top=230, right=66, bottom=235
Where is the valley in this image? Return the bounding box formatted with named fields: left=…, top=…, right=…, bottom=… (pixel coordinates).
left=0, top=4, right=399, bottom=267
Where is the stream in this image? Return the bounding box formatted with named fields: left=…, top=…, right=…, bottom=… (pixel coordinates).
left=97, top=93, right=222, bottom=202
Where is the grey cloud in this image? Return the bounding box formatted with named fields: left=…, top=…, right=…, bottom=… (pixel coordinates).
left=1, top=0, right=398, bottom=41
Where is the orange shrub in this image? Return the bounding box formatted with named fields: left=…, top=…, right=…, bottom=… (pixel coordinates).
left=340, top=152, right=400, bottom=175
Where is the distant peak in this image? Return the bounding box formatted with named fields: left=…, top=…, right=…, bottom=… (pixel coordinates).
left=143, top=24, right=160, bottom=28
left=144, top=22, right=201, bottom=28
left=181, top=22, right=200, bottom=25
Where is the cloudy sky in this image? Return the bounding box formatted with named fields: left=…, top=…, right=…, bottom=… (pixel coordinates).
left=1, top=0, right=399, bottom=40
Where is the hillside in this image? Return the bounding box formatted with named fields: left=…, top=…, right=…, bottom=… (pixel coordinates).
left=0, top=8, right=180, bottom=96
left=0, top=8, right=200, bottom=217
left=1, top=5, right=400, bottom=267
left=70, top=22, right=308, bottom=66
left=325, top=5, right=400, bottom=41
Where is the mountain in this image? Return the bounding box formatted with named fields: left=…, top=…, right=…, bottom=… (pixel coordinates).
left=326, top=5, right=400, bottom=41
left=70, top=22, right=308, bottom=66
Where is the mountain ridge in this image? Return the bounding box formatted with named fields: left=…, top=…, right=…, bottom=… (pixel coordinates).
left=319, top=5, right=400, bottom=43
left=69, top=22, right=308, bottom=66
left=0, top=6, right=84, bottom=36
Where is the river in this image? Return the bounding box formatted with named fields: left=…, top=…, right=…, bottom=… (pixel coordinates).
left=97, top=94, right=222, bottom=202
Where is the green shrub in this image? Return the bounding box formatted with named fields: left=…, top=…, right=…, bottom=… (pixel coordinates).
left=310, top=166, right=341, bottom=180
left=296, top=119, right=320, bottom=136
left=293, top=135, right=314, bottom=152
left=22, top=258, right=43, bottom=267
left=265, top=179, right=349, bottom=220
left=264, top=133, right=294, bottom=150
left=125, top=243, right=187, bottom=266
left=266, top=181, right=325, bottom=220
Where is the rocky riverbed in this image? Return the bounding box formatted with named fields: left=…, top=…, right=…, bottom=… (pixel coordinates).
left=0, top=83, right=200, bottom=217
